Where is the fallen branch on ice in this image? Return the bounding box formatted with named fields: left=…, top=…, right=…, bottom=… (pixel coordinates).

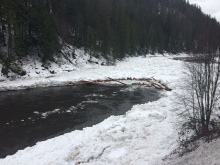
left=67, top=77, right=172, bottom=91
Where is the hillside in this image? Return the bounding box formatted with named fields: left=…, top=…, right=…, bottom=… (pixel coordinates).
left=0, top=0, right=220, bottom=76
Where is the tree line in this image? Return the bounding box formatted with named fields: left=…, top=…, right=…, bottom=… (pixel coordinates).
left=0, top=0, right=60, bottom=62
left=0, top=0, right=220, bottom=63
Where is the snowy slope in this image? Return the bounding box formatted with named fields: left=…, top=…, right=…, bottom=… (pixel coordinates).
left=0, top=54, right=219, bottom=165
left=0, top=46, right=106, bottom=90
left=164, top=137, right=220, bottom=165
left=0, top=53, right=182, bottom=91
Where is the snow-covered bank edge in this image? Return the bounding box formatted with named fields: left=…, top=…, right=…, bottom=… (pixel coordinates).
left=0, top=46, right=107, bottom=91
left=0, top=51, right=187, bottom=92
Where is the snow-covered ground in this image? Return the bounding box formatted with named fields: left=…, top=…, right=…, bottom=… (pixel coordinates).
left=164, top=137, right=220, bottom=165
left=0, top=47, right=185, bottom=91
left=0, top=53, right=219, bottom=165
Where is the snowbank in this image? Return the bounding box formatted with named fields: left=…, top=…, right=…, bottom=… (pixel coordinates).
left=0, top=52, right=184, bottom=91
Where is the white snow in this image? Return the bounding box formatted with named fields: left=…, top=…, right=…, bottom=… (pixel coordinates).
left=164, top=138, right=220, bottom=165
left=0, top=53, right=219, bottom=165
left=0, top=51, right=184, bottom=91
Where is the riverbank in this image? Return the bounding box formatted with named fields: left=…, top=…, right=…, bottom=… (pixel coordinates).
left=0, top=54, right=183, bottom=91
left=1, top=55, right=219, bottom=164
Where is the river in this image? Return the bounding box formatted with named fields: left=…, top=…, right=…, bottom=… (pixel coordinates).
left=0, top=85, right=160, bottom=158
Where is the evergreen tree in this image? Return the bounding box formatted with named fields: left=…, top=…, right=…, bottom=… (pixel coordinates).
left=0, top=0, right=220, bottom=64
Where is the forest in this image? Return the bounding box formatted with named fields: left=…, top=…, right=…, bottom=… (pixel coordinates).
left=0, top=0, right=220, bottom=66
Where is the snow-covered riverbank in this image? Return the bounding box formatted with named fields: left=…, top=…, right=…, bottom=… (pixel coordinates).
left=0, top=55, right=219, bottom=165
left=0, top=52, right=183, bottom=91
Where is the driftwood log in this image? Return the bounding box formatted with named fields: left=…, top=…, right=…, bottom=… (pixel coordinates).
left=151, top=77, right=172, bottom=91
left=107, top=77, right=128, bottom=86
left=67, top=77, right=172, bottom=91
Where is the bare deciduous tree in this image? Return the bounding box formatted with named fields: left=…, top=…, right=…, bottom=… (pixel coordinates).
left=184, top=51, right=220, bottom=137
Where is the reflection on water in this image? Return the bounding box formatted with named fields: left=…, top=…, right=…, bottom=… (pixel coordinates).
left=0, top=85, right=160, bottom=158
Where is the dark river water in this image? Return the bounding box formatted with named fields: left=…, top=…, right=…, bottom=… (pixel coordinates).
left=0, top=85, right=160, bottom=158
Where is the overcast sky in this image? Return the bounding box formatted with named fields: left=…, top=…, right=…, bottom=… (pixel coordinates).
left=188, top=0, right=220, bottom=22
